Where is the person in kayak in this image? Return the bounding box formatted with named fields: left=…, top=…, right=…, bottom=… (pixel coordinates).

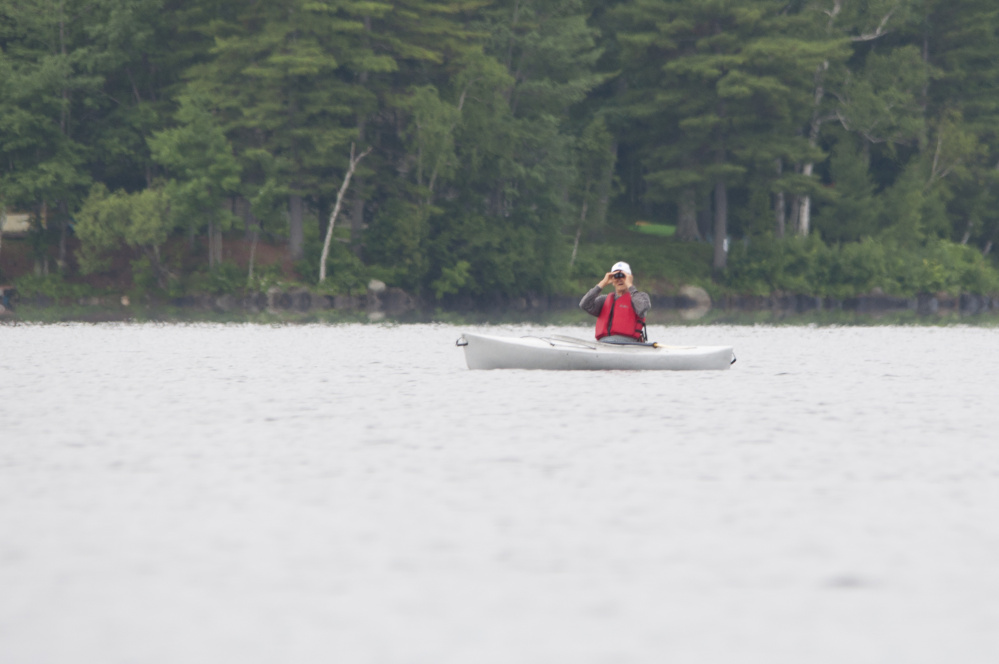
left=579, top=261, right=650, bottom=343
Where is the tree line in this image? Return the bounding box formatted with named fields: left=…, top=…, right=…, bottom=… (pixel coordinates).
left=2, top=0, right=998, bottom=300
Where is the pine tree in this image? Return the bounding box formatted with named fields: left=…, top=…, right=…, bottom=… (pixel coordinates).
left=611, top=0, right=837, bottom=271
left=148, top=95, right=241, bottom=270
left=920, top=0, right=999, bottom=251
left=0, top=0, right=97, bottom=271
left=812, top=135, right=880, bottom=242
left=182, top=0, right=380, bottom=260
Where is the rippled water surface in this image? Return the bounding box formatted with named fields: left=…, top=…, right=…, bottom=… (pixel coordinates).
left=2, top=323, right=999, bottom=664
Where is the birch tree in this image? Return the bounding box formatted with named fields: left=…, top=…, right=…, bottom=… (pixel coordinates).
left=791, top=0, right=921, bottom=236
left=918, top=0, right=999, bottom=250
left=319, top=144, right=372, bottom=283
left=185, top=0, right=389, bottom=261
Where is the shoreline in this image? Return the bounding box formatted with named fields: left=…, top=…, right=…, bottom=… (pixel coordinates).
left=3, top=287, right=998, bottom=325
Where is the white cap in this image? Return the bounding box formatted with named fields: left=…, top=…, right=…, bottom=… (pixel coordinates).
left=610, top=261, right=631, bottom=275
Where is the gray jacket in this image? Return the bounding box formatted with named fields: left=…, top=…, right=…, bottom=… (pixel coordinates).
left=579, top=286, right=651, bottom=318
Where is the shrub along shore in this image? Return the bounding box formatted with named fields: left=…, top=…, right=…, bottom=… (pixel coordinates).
left=2, top=232, right=998, bottom=324
left=3, top=280, right=997, bottom=326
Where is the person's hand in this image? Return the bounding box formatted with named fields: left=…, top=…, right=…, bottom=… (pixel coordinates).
left=625, top=272, right=634, bottom=289
left=598, top=272, right=614, bottom=288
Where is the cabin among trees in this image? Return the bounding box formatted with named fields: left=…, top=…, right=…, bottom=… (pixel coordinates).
left=1, top=208, right=34, bottom=236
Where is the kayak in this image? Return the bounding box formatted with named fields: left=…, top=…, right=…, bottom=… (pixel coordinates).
left=456, top=332, right=735, bottom=371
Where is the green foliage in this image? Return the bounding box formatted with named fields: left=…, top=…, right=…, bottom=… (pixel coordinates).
left=246, top=263, right=284, bottom=295
left=3, top=0, right=999, bottom=306
left=400, top=85, right=462, bottom=193
left=129, top=255, right=160, bottom=293
left=364, top=198, right=427, bottom=289
left=569, top=232, right=714, bottom=292
left=432, top=260, right=471, bottom=299
left=75, top=183, right=173, bottom=275
left=184, top=261, right=245, bottom=295
left=842, top=45, right=930, bottom=148
left=296, top=235, right=369, bottom=295
left=609, top=0, right=843, bottom=262
left=12, top=273, right=96, bottom=300
left=0, top=0, right=95, bottom=212
left=878, top=157, right=952, bottom=246
left=148, top=95, right=240, bottom=234
left=634, top=224, right=676, bottom=237
left=813, top=138, right=880, bottom=242
left=726, top=236, right=999, bottom=297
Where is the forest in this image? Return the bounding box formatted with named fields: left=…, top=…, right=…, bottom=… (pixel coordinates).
left=2, top=0, right=999, bottom=307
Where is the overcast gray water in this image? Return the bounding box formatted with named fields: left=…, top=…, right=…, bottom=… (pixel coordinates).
left=2, top=323, right=999, bottom=664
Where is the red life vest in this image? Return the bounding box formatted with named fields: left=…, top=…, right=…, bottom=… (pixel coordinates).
left=595, top=291, right=645, bottom=340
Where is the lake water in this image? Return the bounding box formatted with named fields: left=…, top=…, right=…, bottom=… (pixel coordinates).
left=2, top=322, right=999, bottom=664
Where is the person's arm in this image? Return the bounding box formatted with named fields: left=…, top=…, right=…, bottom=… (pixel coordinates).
left=579, top=286, right=606, bottom=317
left=629, top=287, right=651, bottom=318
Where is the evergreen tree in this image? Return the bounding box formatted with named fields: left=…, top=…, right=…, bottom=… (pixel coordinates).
left=0, top=0, right=97, bottom=270
left=148, top=95, right=241, bottom=270
left=183, top=0, right=383, bottom=260
left=82, top=0, right=188, bottom=192
left=812, top=135, right=880, bottom=242
left=611, top=0, right=836, bottom=271
left=374, top=0, right=606, bottom=297
left=920, top=0, right=999, bottom=251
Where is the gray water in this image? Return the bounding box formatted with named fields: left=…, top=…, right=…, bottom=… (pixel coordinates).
left=2, top=323, right=998, bottom=664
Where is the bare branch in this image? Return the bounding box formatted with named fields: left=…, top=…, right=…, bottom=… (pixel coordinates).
left=851, top=9, right=895, bottom=42
left=823, top=0, right=843, bottom=27
left=930, top=134, right=943, bottom=183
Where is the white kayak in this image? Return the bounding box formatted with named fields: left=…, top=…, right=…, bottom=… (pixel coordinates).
left=457, top=332, right=735, bottom=371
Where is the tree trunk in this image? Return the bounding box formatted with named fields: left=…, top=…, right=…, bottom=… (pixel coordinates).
left=789, top=193, right=801, bottom=235
left=984, top=224, right=997, bottom=256
left=712, top=179, right=728, bottom=273
left=59, top=9, right=69, bottom=136
left=142, top=244, right=170, bottom=289
left=320, top=144, right=372, bottom=283
left=596, top=141, right=618, bottom=229
left=316, top=198, right=330, bottom=242
left=234, top=197, right=251, bottom=240
left=961, top=219, right=973, bottom=245
left=569, top=200, right=588, bottom=268
left=247, top=223, right=259, bottom=284
left=796, top=58, right=831, bottom=237
left=697, top=189, right=712, bottom=239
left=58, top=203, right=68, bottom=272
left=350, top=183, right=365, bottom=260
left=208, top=219, right=214, bottom=270
left=798, top=162, right=814, bottom=236
left=676, top=187, right=700, bottom=241
left=351, top=110, right=368, bottom=260
left=215, top=221, right=223, bottom=267
left=774, top=158, right=786, bottom=238
left=288, top=194, right=304, bottom=261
